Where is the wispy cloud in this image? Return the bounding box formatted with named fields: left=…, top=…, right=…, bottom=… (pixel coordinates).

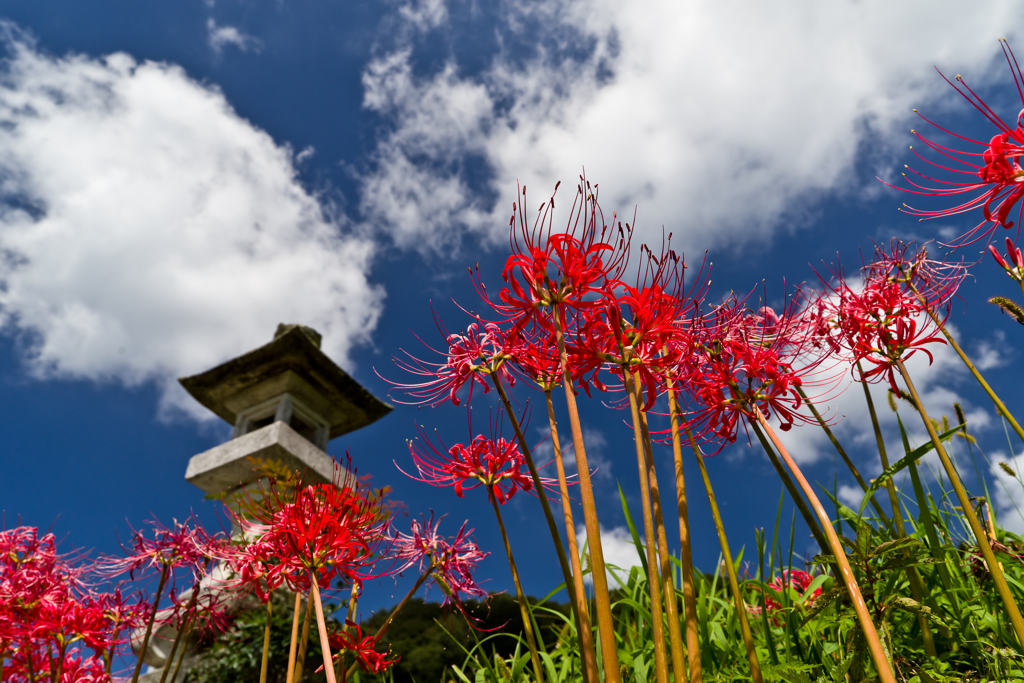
left=207, top=18, right=261, bottom=54
left=359, top=0, right=1023, bottom=254
left=0, top=27, right=381, bottom=419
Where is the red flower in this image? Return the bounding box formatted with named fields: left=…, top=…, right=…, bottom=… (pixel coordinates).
left=228, top=483, right=391, bottom=598
left=478, top=179, right=628, bottom=329
left=825, top=259, right=947, bottom=391
left=749, top=569, right=822, bottom=622
left=326, top=621, right=399, bottom=675
left=890, top=40, right=1024, bottom=247
left=677, top=291, right=835, bottom=449
left=383, top=320, right=519, bottom=407
left=402, top=431, right=555, bottom=505
left=390, top=515, right=489, bottom=605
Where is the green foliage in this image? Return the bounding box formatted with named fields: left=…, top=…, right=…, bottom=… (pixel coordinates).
left=357, top=595, right=571, bottom=683
left=187, top=591, right=333, bottom=683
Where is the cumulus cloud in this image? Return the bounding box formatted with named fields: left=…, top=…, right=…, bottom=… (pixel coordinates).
left=575, top=524, right=641, bottom=587
left=0, top=29, right=382, bottom=418
left=206, top=18, right=261, bottom=54
left=359, top=0, right=1023, bottom=253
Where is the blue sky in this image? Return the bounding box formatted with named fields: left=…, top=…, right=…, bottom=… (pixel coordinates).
left=3, top=0, right=1024, bottom=629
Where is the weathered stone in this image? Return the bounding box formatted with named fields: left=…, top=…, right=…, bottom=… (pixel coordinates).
left=178, top=324, right=391, bottom=440
left=185, top=420, right=344, bottom=495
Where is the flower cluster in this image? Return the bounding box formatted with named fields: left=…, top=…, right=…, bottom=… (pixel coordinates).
left=0, top=526, right=149, bottom=683
left=748, top=569, right=822, bottom=620
left=821, top=246, right=952, bottom=391
left=228, top=482, right=392, bottom=600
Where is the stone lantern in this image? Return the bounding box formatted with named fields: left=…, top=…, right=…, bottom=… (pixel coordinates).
left=135, top=324, right=391, bottom=680
left=181, top=323, right=391, bottom=495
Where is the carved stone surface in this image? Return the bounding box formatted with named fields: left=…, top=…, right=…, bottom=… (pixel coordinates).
left=185, top=420, right=348, bottom=495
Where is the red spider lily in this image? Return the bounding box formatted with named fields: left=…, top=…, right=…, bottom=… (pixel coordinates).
left=0, top=527, right=143, bottom=683
left=401, top=431, right=557, bottom=505
left=826, top=271, right=947, bottom=391
left=324, top=621, right=399, bottom=676
left=227, top=483, right=392, bottom=599
left=473, top=178, right=628, bottom=330
left=103, top=518, right=223, bottom=583
left=677, top=291, right=836, bottom=449
left=383, top=320, right=520, bottom=407
left=748, top=569, right=822, bottom=621
left=890, top=40, right=1024, bottom=247
left=508, top=328, right=563, bottom=391
left=990, top=236, right=1024, bottom=282
left=54, top=654, right=110, bottom=683
left=862, top=241, right=967, bottom=311
left=390, top=515, right=489, bottom=605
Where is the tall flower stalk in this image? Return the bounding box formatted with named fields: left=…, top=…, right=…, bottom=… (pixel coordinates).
left=895, top=359, right=1024, bottom=646
left=664, top=372, right=702, bottom=683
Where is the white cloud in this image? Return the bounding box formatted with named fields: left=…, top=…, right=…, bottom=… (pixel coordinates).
left=359, top=0, right=1023, bottom=254
left=761, top=310, right=992, bottom=482
left=991, top=453, right=1024, bottom=534
left=206, top=18, right=261, bottom=54
left=537, top=426, right=613, bottom=481
left=838, top=484, right=864, bottom=509
left=0, top=29, right=383, bottom=419
left=575, top=523, right=642, bottom=587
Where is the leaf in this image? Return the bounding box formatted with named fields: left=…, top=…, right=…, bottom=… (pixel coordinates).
left=887, top=596, right=951, bottom=629
left=871, top=536, right=920, bottom=558
left=857, top=422, right=965, bottom=519
left=801, top=585, right=849, bottom=625
left=796, top=574, right=830, bottom=605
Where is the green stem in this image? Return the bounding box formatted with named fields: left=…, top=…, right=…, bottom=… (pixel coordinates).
left=633, top=374, right=685, bottom=683
left=489, top=489, right=546, bottom=683
left=293, top=591, right=313, bottom=683
left=683, top=422, right=763, bottom=683
left=286, top=592, right=302, bottom=683
left=749, top=420, right=829, bottom=556
left=621, top=370, right=669, bottom=683
left=490, top=375, right=581, bottom=621
left=158, top=581, right=200, bottom=683
left=908, top=281, right=1024, bottom=443
left=168, top=617, right=195, bottom=683
left=855, top=365, right=936, bottom=656
left=259, top=597, right=273, bottom=683
left=796, top=385, right=892, bottom=527
left=131, top=564, right=170, bottom=683
left=664, top=376, right=702, bottom=683
left=550, top=304, right=621, bottom=683
left=544, top=389, right=598, bottom=683
left=895, top=358, right=1024, bottom=648
left=753, top=408, right=897, bottom=683
left=310, top=572, right=338, bottom=683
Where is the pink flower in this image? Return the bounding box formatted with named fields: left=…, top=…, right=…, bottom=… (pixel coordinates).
left=383, top=320, right=519, bottom=407
left=390, top=515, right=489, bottom=605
